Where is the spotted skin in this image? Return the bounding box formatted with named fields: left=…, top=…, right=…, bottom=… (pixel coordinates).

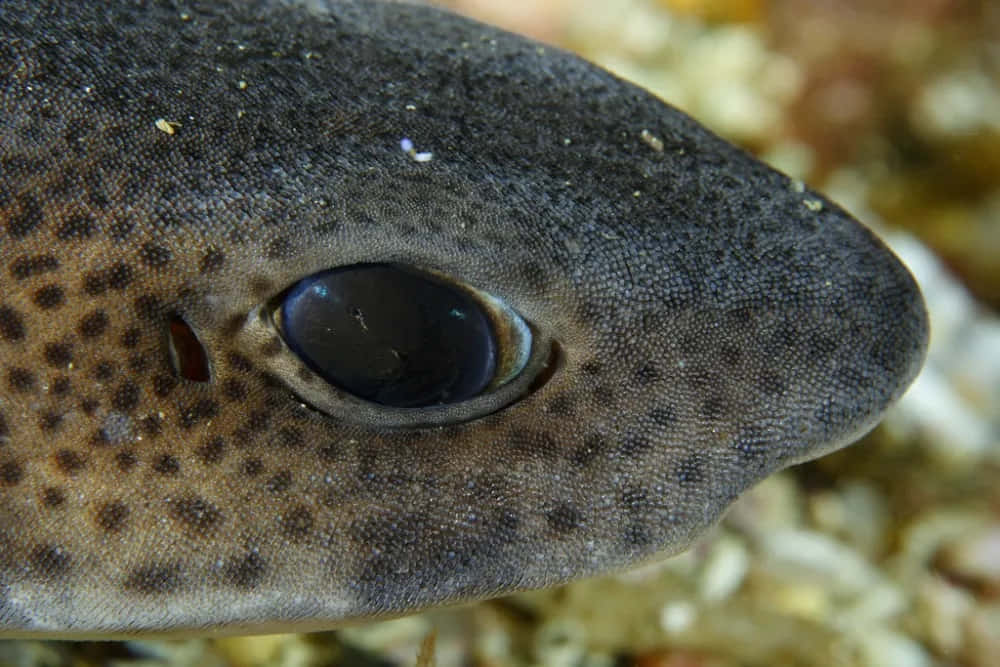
left=0, top=0, right=927, bottom=637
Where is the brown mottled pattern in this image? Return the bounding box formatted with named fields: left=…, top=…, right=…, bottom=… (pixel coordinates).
left=0, top=0, right=927, bottom=638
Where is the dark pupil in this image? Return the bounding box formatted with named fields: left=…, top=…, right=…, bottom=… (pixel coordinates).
left=280, top=264, right=498, bottom=408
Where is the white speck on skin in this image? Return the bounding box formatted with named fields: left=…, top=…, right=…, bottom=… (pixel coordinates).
left=400, top=137, right=433, bottom=162
left=640, top=128, right=664, bottom=151
left=154, top=118, right=178, bottom=135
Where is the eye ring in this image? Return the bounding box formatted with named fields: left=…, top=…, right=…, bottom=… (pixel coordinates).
left=242, top=264, right=556, bottom=428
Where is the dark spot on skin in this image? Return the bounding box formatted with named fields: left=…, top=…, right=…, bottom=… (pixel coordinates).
left=33, top=284, right=65, bottom=309
left=223, top=551, right=266, bottom=588
left=648, top=406, right=677, bottom=428
left=227, top=352, right=254, bottom=372
left=633, top=363, right=661, bottom=385
left=93, top=360, right=115, bottom=381
left=249, top=277, right=272, bottom=297
left=82, top=273, right=106, bottom=296
left=78, top=310, right=110, bottom=338
left=140, top=414, right=162, bottom=438
left=56, top=214, right=96, bottom=240
left=241, top=458, right=263, bottom=477
left=83, top=262, right=134, bottom=295
left=245, top=410, right=271, bottom=433
left=260, top=337, right=282, bottom=357
left=700, top=394, right=727, bottom=420
left=0, top=306, right=26, bottom=341
left=140, top=242, right=171, bottom=268
left=125, top=563, right=182, bottom=594
left=10, top=254, right=59, bottom=279
left=570, top=434, right=605, bottom=467
left=109, top=218, right=134, bottom=241
left=620, top=485, right=648, bottom=512
left=153, top=454, right=180, bottom=475
left=96, top=501, right=129, bottom=532
left=266, top=470, right=292, bottom=493
left=128, top=354, right=149, bottom=372
left=120, top=328, right=141, bottom=348
left=545, top=503, right=583, bottom=533
left=0, top=412, right=7, bottom=439
left=180, top=399, right=218, bottom=428
left=42, top=487, right=65, bottom=507
left=54, top=449, right=85, bottom=474
left=106, top=262, right=134, bottom=289
left=134, top=294, right=163, bottom=321
left=222, top=378, right=248, bottom=401
left=51, top=376, right=71, bottom=395
left=806, top=334, right=838, bottom=364
left=732, top=426, right=771, bottom=462
left=282, top=505, right=313, bottom=540
left=619, top=433, right=651, bottom=458
left=580, top=359, right=603, bottom=376
left=317, top=442, right=340, bottom=462
left=546, top=393, right=575, bottom=416
left=259, top=372, right=283, bottom=390
left=675, top=455, right=705, bottom=485
left=274, top=426, right=303, bottom=448
left=265, top=237, right=291, bottom=259
left=519, top=261, right=549, bottom=292
left=591, top=383, right=615, bottom=405
left=197, top=437, right=225, bottom=464
left=170, top=497, right=222, bottom=536
left=623, top=523, right=652, bottom=547
left=200, top=247, right=225, bottom=273
left=679, top=334, right=702, bottom=356
left=720, top=343, right=742, bottom=367
left=7, top=367, right=35, bottom=392
left=152, top=373, right=177, bottom=397
left=43, top=342, right=73, bottom=368
left=507, top=428, right=558, bottom=459
left=39, top=411, right=63, bottom=431
left=8, top=195, right=44, bottom=238
left=115, top=451, right=138, bottom=471
left=576, top=300, right=603, bottom=324
left=221, top=314, right=244, bottom=338
left=112, top=381, right=141, bottom=412
left=31, top=545, right=71, bottom=578
left=80, top=398, right=99, bottom=415
left=1, top=461, right=23, bottom=485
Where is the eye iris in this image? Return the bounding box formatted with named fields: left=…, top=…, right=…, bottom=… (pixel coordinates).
left=279, top=264, right=498, bottom=408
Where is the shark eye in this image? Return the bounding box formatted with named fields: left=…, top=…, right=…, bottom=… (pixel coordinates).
left=261, top=264, right=554, bottom=427
left=278, top=264, right=523, bottom=407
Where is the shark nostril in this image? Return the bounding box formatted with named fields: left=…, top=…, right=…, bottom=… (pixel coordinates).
left=167, top=315, right=211, bottom=382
